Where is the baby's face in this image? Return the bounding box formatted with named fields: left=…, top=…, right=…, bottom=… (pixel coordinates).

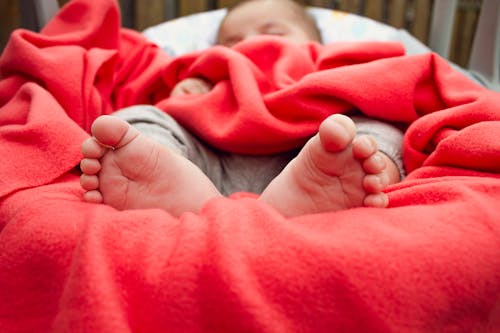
left=217, top=0, right=320, bottom=47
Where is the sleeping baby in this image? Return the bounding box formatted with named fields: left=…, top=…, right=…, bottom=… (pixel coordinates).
left=79, top=0, right=404, bottom=217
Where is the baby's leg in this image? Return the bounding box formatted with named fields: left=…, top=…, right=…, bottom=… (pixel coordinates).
left=80, top=115, right=221, bottom=216
left=259, top=114, right=397, bottom=217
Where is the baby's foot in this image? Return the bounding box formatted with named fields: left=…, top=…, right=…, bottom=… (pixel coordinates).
left=259, top=114, right=395, bottom=217
left=80, top=115, right=221, bottom=216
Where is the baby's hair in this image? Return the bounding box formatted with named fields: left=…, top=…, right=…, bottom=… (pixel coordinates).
left=223, top=0, right=322, bottom=43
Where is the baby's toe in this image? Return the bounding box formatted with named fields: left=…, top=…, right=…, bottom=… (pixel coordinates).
left=80, top=174, right=99, bottom=191
left=91, top=115, right=139, bottom=149
left=82, top=190, right=104, bottom=204
left=80, top=158, right=101, bottom=175
left=352, top=135, right=378, bottom=159
left=362, top=152, right=386, bottom=174
left=363, top=193, right=389, bottom=208
left=81, top=137, right=108, bottom=159
left=363, top=172, right=390, bottom=193
left=318, top=114, right=357, bottom=152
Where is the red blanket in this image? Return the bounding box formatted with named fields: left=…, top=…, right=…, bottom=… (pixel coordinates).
left=1, top=0, right=499, bottom=332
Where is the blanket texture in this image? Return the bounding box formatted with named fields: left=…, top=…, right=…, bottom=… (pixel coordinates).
left=1, top=0, right=499, bottom=332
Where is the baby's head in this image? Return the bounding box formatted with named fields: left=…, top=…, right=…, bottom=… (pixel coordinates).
left=216, top=0, right=321, bottom=47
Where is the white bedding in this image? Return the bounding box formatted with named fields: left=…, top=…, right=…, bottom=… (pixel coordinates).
left=142, top=7, right=431, bottom=57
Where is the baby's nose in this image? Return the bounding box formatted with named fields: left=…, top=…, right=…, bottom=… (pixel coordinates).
left=242, top=32, right=259, bottom=41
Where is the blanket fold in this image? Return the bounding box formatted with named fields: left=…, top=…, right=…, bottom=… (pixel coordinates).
left=0, top=0, right=499, bottom=332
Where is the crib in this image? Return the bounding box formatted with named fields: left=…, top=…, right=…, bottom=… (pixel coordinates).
left=1, top=1, right=500, bottom=332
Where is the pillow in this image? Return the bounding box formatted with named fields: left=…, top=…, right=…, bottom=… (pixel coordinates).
left=142, top=7, right=432, bottom=57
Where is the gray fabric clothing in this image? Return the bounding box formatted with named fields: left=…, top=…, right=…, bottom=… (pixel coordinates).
left=352, top=115, right=405, bottom=179
left=114, top=105, right=405, bottom=196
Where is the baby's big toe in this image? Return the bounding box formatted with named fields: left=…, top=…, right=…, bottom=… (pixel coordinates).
left=318, top=114, right=357, bottom=152
left=91, top=115, right=137, bottom=148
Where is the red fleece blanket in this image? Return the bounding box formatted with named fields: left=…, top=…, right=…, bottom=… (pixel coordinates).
left=1, top=0, right=500, bottom=332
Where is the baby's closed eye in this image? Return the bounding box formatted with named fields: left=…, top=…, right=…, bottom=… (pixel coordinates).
left=259, top=22, right=289, bottom=36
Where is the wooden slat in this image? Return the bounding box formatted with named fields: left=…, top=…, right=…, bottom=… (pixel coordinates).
left=460, top=5, right=480, bottom=67
left=118, top=0, right=134, bottom=28
left=18, top=0, right=38, bottom=30
left=450, top=5, right=480, bottom=67
left=387, top=0, right=407, bottom=28
left=179, top=0, right=206, bottom=16
left=135, top=0, right=165, bottom=31
left=164, top=0, right=178, bottom=20
left=411, top=0, right=432, bottom=43
left=0, top=0, right=20, bottom=51
left=337, top=0, right=361, bottom=14
left=308, top=0, right=332, bottom=7
left=364, top=0, right=385, bottom=21
left=469, top=0, right=500, bottom=89
left=218, top=0, right=238, bottom=8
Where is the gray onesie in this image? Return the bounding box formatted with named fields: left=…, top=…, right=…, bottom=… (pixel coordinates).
left=115, top=105, right=405, bottom=196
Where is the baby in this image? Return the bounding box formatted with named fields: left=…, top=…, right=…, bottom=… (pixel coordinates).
left=172, top=0, right=322, bottom=95
left=80, top=0, right=403, bottom=217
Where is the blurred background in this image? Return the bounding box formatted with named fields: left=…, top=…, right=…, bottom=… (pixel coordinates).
left=0, top=0, right=482, bottom=68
